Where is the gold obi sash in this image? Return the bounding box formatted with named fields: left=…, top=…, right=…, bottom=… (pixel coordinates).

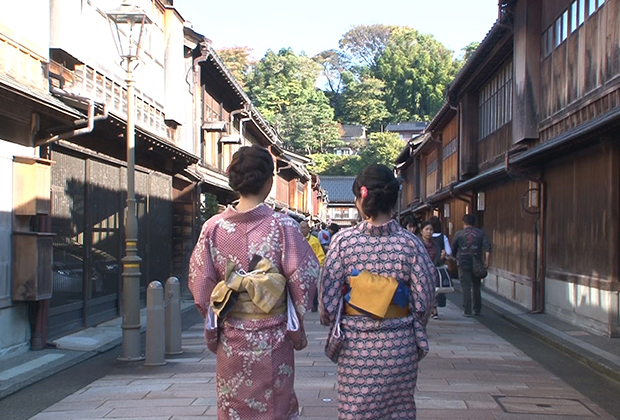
left=210, top=258, right=287, bottom=320
left=344, top=271, right=410, bottom=319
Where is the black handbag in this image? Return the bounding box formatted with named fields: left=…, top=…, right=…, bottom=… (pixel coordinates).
left=472, top=255, right=488, bottom=279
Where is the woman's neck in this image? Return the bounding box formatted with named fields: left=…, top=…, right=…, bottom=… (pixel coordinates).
left=367, top=213, right=392, bottom=226
left=236, top=196, right=264, bottom=213
left=422, top=236, right=432, bottom=244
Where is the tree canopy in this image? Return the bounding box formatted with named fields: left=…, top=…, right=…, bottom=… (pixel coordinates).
left=244, top=48, right=341, bottom=154
left=214, top=24, right=478, bottom=174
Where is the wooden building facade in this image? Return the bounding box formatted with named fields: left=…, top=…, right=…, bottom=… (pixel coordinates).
left=396, top=0, right=620, bottom=337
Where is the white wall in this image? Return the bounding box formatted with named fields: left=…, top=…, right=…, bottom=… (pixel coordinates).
left=0, top=0, right=50, bottom=59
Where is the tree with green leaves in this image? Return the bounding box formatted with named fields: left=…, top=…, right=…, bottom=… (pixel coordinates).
left=310, top=132, right=402, bottom=175
left=357, top=131, right=403, bottom=168
left=245, top=48, right=341, bottom=154
left=462, top=41, right=480, bottom=62
left=216, top=46, right=255, bottom=87
left=374, top=27, right=459, bottom=122
left=340, top=74, right=390, bottom=130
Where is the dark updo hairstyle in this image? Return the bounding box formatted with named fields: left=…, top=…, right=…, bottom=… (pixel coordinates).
left=352, top=164, right=400, bottom=218
left=429, top=216, right=443, bottom=234
left=228, top=145, right=274, bottom=195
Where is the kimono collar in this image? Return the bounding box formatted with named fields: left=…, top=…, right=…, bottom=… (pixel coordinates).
left=358, top=219, right=400, bottom=236
left=222, top=202, right=272, bottom=221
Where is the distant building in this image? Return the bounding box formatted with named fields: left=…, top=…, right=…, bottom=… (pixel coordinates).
left=385, top=122, right=428, bottom=142
left=334, top=124, right=366, bottom=156
left=320, top=176, right=358, bottom=227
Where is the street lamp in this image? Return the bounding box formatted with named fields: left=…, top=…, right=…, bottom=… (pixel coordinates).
left=106, top=2, right=152, bottom=362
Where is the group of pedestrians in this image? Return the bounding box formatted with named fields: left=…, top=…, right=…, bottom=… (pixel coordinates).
left=188, top=144, right=491, bottom=419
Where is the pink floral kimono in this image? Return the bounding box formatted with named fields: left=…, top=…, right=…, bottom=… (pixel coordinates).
left=189, top=204, right=319, bottom=420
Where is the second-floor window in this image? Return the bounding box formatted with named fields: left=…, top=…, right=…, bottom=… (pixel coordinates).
left=442, top=138, right=457, bottom=160
left=478, top=61, right=512, bottom=140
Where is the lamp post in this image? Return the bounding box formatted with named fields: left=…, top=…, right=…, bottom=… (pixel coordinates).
left=106, top=2, right=152, bottom=362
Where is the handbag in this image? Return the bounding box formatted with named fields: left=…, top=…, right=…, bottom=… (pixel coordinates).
left=286, top=291, right=307, bottom=350
left=204, top=306, right=219, bottom=353
left=472, top=255, right=488, bottom=279
left=435, top=265, right=455, bottom=293
left=324, top=296, right=345, bottom=363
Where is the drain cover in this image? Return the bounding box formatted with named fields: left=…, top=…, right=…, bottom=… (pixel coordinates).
left=493, top=396, right=599, bottom=416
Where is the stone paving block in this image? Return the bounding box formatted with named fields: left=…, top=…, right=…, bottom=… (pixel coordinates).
left=60, top=391, right=151, bottom=402
left=30, top=407, right=114, bottom=419
left=130, top=378, right=210, bottom=385
left=189, top=397, right=217, bottom=406
left=416, top=396, right=468, bottom=409
left=41, top=400, right=105, bottom=411
left=299, top=405, right=338, bottom=416
left=98, top=398, right=196, bottom=409
left=105, top=405, right=206, bottom=417
left=145, top=390, right=216, bottom=399
left=417, top=408, right=500, bottom=419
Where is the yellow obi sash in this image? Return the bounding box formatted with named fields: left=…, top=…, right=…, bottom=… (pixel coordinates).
left=345, top=271, right=410, bottom=319
left=210, top=258, right=287, bottom=320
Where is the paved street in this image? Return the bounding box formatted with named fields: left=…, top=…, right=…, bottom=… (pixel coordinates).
left=25, top=300, right=616, bottom=420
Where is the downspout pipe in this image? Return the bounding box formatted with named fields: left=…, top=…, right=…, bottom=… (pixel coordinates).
left=42, top=87, right=109, bottom=143
left=505, top=147, right=546, bottom=314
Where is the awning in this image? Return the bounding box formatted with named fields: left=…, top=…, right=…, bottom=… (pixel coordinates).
left=452, top=163, right=507, bottom=193
left=202, top=121, right=228, bottom=132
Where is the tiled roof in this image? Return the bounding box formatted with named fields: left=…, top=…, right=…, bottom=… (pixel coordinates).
left=0, top=73, right=82, bottom=117
left=341, top=124, right=365, bottom=138
left=385, top=122, right=428, bottom=132
left=320, top=176, right=356, bottom=203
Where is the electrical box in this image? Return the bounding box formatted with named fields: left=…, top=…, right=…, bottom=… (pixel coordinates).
left=12, top=232, right=54, bottom=301
left=12, top=156, right=52, bottom=215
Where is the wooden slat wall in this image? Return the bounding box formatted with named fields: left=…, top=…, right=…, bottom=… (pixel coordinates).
left=442, top=198, right=469, bottom=243
left=483, top=180, right=537, bottom=277
left=607, top=0, right=620, bottom=77
left=442, top=118, right=458, bottom=185
left=425, top=149, right=438, bottom=198
left=477, top=122, right=512, bottom=166
left=541, top=0, right=620, bottom=123
left=401, top=164, right=416, bottom=208
left=545, top=146, right=613, bottom=279
left=276, top=177, right=288, bottom=204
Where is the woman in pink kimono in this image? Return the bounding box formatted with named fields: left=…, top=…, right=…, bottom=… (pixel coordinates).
left=319, top=164, right=436, bottom=420
left=189, top=145, right=320, bottom=420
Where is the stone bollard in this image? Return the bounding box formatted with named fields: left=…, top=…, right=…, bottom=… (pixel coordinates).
left=165, top=277, right=183, bottom=355
left=145, top=281, right=166, bottom=366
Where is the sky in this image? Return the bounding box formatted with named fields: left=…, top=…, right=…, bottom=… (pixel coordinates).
left=173, top=0, right=500, bottom=60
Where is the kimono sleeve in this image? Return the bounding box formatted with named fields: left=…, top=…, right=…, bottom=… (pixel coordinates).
left=280, top=221, right=320, bottom=316
left=188, top=222, right=218, bottom=318
left=318, top=233, right=346, bottom=325
left=408, top=235, right=436, bottom=327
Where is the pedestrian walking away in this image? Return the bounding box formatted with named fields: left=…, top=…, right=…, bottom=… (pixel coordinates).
left=420, top=219, right=446, bottom=319
left=300, top=219, right=325, bottom=312
left=451, top=213, right=492, bottom=317
left=188, top=145, right=320, bottom=420
left=319, top=164, right=436, bottom=420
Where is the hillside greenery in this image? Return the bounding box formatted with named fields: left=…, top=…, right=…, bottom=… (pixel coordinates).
left=217, top=25, right=476, bottom=175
